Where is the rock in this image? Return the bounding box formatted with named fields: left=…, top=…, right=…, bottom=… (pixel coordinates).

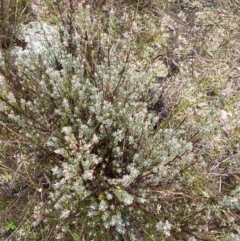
left=0, top=21, right=59, bottom=66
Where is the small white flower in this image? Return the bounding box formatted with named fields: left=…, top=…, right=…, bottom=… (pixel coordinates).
left=164, top=220, right=171, bottom=230
left=7, top=92, right=16, bottom=103
left=83, top=143, right=92, bottom=151
left=54, top=149, right=61, bottom=154
left=92, top=155, right=101, bottom=165
left=125, top=198, right=133, bottom=205
left=62, top=126, right=72, bottom=135
left=99, top=200, right=108, bottom=211
left=83, top=170, right=94, bottom=180
left=92, top=134, right=99, bottom=143
left=52, top=166, right=60, bottom=175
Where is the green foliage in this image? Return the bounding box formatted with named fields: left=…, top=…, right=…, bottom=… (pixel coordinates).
left=1, top=172, right=11, bottom=182
left=3, top=220, right=16, bottom=232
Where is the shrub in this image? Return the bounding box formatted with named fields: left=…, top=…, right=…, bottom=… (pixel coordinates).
left=0, top=1, right=240, bottom=240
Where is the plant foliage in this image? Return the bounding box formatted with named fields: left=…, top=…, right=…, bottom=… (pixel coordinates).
left=0, top=0, right=240, bottom=240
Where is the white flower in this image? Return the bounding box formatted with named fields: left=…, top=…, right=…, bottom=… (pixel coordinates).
left=164, top=220, right=171, bottom=230
left=92, top=155, right=101, bottom=165
left=92, top=134, right=99, bottom=143
left=83, top=170, right=94, bottom=180
left=7, top=92, right=16, bottom=103
left=121, top=175, right=131, bottom=187
left=156, top=220, right=172, bottom=236
left=99, top=200, right=108, bottom=211
left=54, top=149, right=62, bottom=154
left=52, top=166, right=60, bottom=175
left=83, top=143, right=92, bottom=151
left=62, top=126, right=72, bottom=135
left=125, top=197, right=133, bottom=205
